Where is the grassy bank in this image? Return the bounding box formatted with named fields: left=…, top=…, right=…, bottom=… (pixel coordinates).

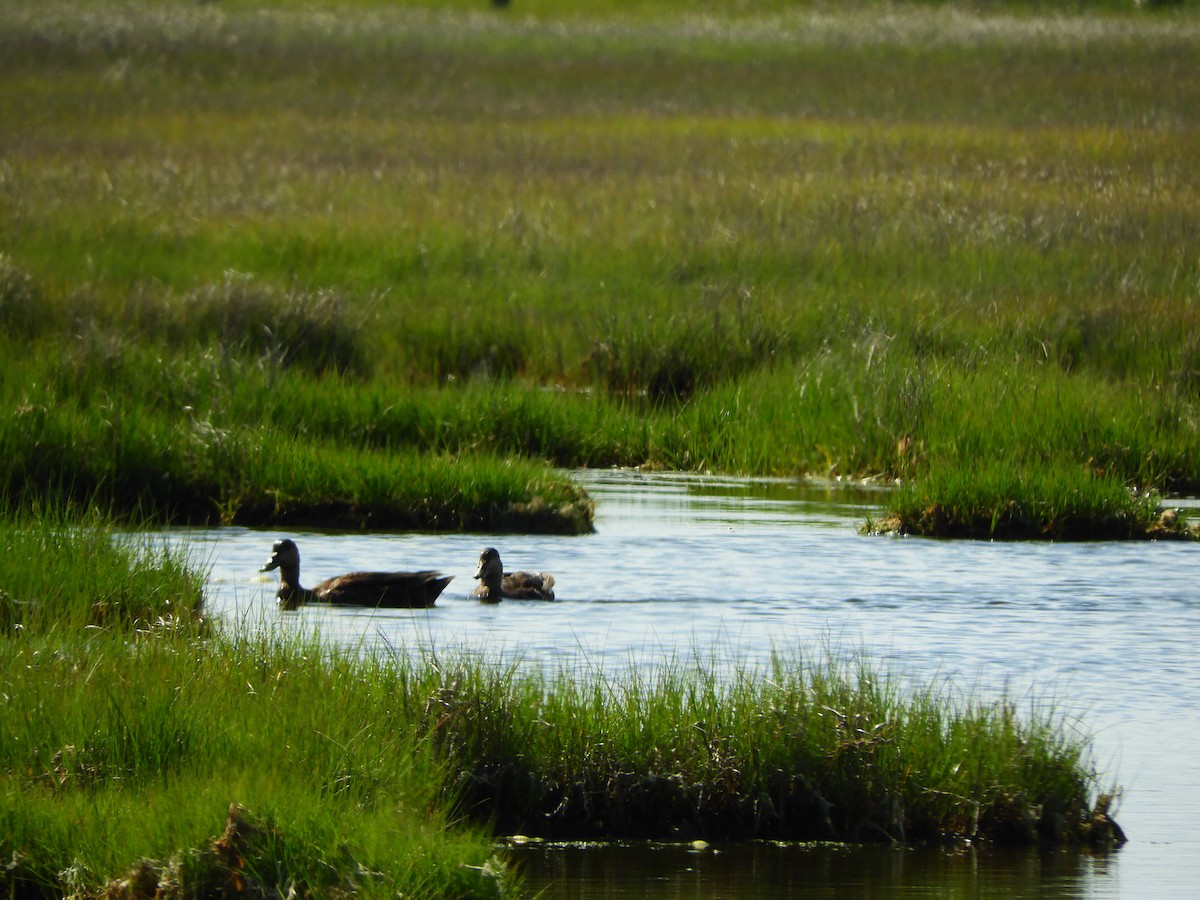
left=0, top=519, right=1124, bottom=898
left=0, top=643, right=514, bottom=899
left=3, top=0, right=1200, bottom=537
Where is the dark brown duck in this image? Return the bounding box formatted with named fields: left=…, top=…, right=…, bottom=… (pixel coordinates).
left=470, top=547, right=555, bottom=603
left=261, top=539, right=452, bottom=611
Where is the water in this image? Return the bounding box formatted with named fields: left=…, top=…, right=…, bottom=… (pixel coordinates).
left=170, top=470, right=1200, bottom=899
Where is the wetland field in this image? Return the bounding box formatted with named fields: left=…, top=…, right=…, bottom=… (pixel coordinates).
left=2, top=0, right=1199, bottom=537
left=1, top=0, right=1198, bottom=895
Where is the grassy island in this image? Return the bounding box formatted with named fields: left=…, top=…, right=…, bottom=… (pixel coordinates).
left=2, top=0, right=1199, bottom=538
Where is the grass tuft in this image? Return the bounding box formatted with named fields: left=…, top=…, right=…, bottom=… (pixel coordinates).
left=0, top=508, right=205, bottom=635
left=876, top=463, right=1187, bottom=540
left=427, top=653, right=1124, bottom=846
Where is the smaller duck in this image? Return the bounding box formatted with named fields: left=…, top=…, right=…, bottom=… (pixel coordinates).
left=261, top=539, right=452, bottom=611
left=470, top=547, right=556, bottom=603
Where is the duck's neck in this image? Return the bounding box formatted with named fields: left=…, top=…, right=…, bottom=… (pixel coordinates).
left=275, top=565, right=313, bottom=610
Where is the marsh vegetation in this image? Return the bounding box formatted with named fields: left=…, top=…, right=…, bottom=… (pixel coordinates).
left=2, top=0, right=1199, bottom=537
left=0, top=0, right=1191, bottom=893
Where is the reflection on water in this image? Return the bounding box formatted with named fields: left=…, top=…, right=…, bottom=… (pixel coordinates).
left=509, top=840, right=1117, bottom=899
left=169, top=469, right=1200, bottom=900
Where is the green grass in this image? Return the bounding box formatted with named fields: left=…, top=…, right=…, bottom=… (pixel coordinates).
left=879, top=462, right=1167, bottom=540
left=3, top=630, right=1124, bottom=896
left=0, top=347, right=596, bottom=533
left=2, top=0, right=1200, bottom=537
left=0, top=516, right=509, bottom=897
left=0, top=506, right=205, bottom=635
left=431, top=651, right=1123, bottom=846
left=0, top=636, right=515, bottom=898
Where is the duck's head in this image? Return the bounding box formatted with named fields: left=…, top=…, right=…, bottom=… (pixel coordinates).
left=474, top=547, right=503, bottom=582
left=261, top=538, right=300, bottom=574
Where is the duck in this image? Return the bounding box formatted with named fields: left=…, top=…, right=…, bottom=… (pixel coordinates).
left=260, top=539, right=452, bottom=611
left=470, top=547, right=555, bottom=603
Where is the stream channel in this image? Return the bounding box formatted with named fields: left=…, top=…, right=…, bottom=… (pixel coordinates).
left=169, top=469, right=1200, bottom=898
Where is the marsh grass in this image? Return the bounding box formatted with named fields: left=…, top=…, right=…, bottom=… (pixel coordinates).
left=0, top=631, right=514, bottom=898
left=881, top=463, right=1165, bottom=540
left=429, top=652, right=1122, bottom=846
left=2, top=0, right=1199, bottom=535
left=0, top=354, right=596, bottom=532
left=0, top=629, right=1125, bottom=897
left=0, top=509, right=205, bottom=634
left=158, top=274, right=373, bottom=378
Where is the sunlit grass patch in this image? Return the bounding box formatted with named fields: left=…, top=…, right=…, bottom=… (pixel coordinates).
left=0, top=394, right=595, bottom=532
left=0, top=631, right=514, bottom=898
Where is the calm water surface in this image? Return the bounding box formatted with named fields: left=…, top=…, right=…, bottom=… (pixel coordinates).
left=172, top=470, right=1200, bottom=899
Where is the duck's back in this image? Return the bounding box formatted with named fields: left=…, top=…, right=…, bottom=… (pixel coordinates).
left=314, top=571, right=452, bottom=608
left=501, top=571, right=555, bottom=601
